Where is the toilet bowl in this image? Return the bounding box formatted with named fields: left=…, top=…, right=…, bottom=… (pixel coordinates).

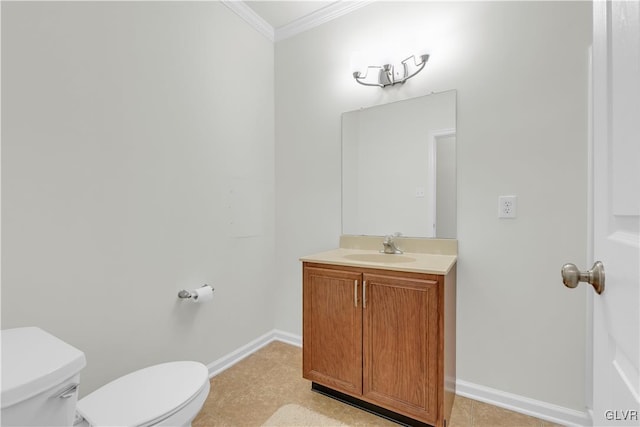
left=1, top=327, right=210, bottom=427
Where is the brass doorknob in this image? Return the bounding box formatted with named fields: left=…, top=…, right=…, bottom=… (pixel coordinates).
left=561, top=261, right=605, bottom=294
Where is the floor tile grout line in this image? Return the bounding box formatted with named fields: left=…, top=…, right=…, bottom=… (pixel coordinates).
left=470, top=399, right=475, bottom=427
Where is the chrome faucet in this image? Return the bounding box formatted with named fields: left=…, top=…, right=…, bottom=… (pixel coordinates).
left=380, top=235, right=403, bottom=254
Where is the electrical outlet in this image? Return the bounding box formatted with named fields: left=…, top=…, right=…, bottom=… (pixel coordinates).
left=498, top=195, right=517, bottom=218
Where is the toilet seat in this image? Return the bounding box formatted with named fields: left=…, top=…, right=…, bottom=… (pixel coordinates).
left=76, top=361, right=209, bottom=427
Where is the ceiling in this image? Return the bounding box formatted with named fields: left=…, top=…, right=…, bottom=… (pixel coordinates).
left=244, top=1, right=337, bottom=29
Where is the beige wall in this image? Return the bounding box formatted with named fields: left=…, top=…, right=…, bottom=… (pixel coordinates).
left=274, top=1, right=591, bottom=411
left=1, top=1, right=275, bottom=395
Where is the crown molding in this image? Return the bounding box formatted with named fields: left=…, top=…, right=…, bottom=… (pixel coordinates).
left=275, top=0, right=374, bottom=42
left=221, top=0, right=275, bottom=42
left=221, top=0, right=374, bottom=43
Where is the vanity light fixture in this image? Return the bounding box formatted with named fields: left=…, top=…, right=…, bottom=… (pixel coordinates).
left=352, top=53, right=430, bottom=88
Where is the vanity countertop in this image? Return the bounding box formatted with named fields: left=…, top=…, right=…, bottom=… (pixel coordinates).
left=300, top=246, right=457, bottom=275
left=300, top=235, right=458, bottom=275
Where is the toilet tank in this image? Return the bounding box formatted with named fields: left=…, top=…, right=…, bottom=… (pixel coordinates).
left=1, top=327, right=86, bottom=426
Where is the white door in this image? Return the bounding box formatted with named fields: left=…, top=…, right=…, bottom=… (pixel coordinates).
left=591, top=1, right=640, bottom=425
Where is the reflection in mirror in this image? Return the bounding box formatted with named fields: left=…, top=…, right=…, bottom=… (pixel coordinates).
left=342, top=90, right=456, bottom=238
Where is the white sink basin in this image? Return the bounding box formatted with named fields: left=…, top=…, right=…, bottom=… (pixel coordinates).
left=342, top=253, right=416, bottom=264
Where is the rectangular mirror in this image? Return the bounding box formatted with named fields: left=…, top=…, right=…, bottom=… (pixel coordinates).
left=342, top=90, right=457, bottom=238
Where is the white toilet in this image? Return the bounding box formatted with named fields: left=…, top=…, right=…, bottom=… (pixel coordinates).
left=1, top=327, right=211, bottom=427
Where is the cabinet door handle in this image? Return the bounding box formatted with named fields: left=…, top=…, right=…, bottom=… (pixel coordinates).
left=354, top=280, right=358, bottom=307
left=363, top=280, right=367, bottom=308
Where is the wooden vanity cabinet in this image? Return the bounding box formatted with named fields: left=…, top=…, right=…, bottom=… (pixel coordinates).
left=302, top=262, right=456, bottom=427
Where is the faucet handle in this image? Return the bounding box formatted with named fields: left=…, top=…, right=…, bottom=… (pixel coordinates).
left=383, top=233, right=401, bottom=243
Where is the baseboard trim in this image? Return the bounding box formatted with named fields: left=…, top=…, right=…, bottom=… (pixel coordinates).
left=456, top=379, right=591, bottom=427
left=271, top=329, right=303, bottom=347
left=206, top=329, right=301, bottom=378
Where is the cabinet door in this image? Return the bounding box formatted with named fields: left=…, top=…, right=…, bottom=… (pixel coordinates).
left=303, top=266, right=363, bottom=396
left=363, top=272, right=440, bottom=424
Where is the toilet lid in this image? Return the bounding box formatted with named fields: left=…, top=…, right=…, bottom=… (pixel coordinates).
left=76, top=361, right=208, bottom=427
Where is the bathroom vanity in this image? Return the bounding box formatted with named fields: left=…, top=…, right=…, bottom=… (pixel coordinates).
left=300, top=236, right=457, bottom=427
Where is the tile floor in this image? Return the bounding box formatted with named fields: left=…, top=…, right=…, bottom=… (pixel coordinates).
left=193, top=341, right=562, bottom=427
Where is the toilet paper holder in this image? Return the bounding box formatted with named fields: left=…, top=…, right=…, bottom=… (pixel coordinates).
left=177, top=285, right=214, bottom=299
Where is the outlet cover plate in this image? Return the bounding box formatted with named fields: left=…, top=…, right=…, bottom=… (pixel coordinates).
left=498, top=195, right=517, bottom=218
